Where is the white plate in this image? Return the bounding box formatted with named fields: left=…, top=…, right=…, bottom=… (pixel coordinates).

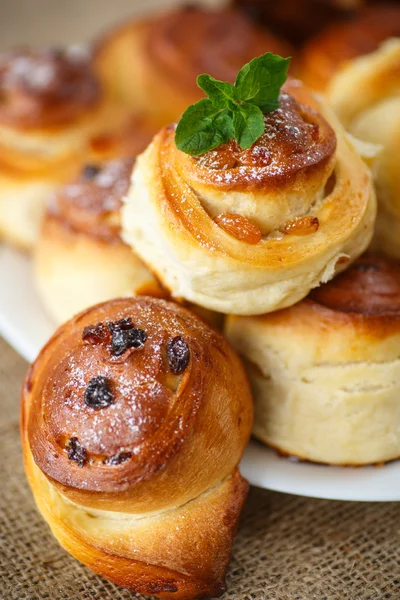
left=1, top=244, right=400, bottom=502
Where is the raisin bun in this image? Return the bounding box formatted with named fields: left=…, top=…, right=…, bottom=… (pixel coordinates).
left=0, top=46, right=154, bottom=250
left=21, top=296, right=253, bottom=599
left=328, top=39, right=400, bottom=259
left=226, top=254, right=400, bottom=465
left=301, top=3, right=400, bottom=91
left=95, top=5, right=291, bottom=129
left=122, top=78, right=376, bottom=316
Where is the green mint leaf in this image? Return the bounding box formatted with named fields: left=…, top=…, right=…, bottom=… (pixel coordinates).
left=235, top=53, right=291, bottom=113
left=196, top=74, right=237, bottom=109
left=232, top=103, right=265, bottom=150
left=175, top=52, right=290, bottom=155
left=175, top=98, right=233, bottom=156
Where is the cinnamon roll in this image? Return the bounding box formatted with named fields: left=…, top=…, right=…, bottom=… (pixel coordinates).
left=21, top=297, right=252, bottom=599
left=122, top=79, right=376, bottom=316
left=95, top=6, right=291, bottom=128
left=0, top=46, right=153, bottom=250
left=328, top=39, right=400, bottom=259
left=226, top=253, right=400, bottom=466
left=301, top=3, right=400, bottom=91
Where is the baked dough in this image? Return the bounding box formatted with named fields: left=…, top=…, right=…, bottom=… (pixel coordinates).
left=122, top=79, right=376, bottom=315
left=34, top=159, right=163, bottom=324
left=226, top=254, right=400, bottom=465
left=95, top=5, right=291, bottom=128
left=301, top=3, right=400, bottom=91
left=328, top=39, right=400, bottom=258
left=21, top=297, right=253, bottom=599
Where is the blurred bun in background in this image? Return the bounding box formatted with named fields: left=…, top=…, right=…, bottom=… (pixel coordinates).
left=233, top=0, right=362, bottom=45
left=301, top=2, right=400, bottom=90
left=95, top=5, right=292, bottom=128
left=328, top=39, right=400, bottom=259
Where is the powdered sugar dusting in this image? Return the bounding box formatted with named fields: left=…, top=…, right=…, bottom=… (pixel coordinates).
left=192, top=92, right=336, bottom=187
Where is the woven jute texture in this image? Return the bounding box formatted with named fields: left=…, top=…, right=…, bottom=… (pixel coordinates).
left=1, top=336, right=400, bottom=600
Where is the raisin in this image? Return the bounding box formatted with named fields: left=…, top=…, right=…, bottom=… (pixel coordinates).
left=281, top=216, right=319, bottom=236
left=106, top=318, right=146, bottom=356
left=106, top=451, right=133, bottom=465
left=84, top=376, right=114, bottom=408
left=67, top=437, right=87, bottom=468
left=82, top=164, right=101, bottom=179
left=214, top=213, right=262, bottom=244
left=107, top=318, right=134, bottom=333
left=167, top=336, right=190, bottom=374
left=82, top=322, right=110, bottom=345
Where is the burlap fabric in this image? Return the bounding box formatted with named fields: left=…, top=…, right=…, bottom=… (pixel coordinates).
left=1, top=336, right=400, bottom=600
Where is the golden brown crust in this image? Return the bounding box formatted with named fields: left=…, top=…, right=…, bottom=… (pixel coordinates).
left=185, top=82, right=336, bottom=193
left=253, top=254, right=400, bottom=343
left=122, top=78, right=375, bottom=315
left=139, top=6, right=290, bottom=97
left=139, top=80, right=367, bottom=258
left=23, top=444, right=248, bottom=599
left=0, top=47, right=101, bottom=129
left=22, top=297, right=252, bottom=598
left=156, top=80, right=337, bottom=236
left=23, top=297, right=252, bottom=513
left=95, top=6, right=291, bottom=126
left=47, top=158, right=134, bottom=242
left=309, top=253, right=400, bottom=316
left=301, top=3, right=400, bottom=90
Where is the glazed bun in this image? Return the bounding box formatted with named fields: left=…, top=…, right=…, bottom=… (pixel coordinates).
left=95, top=6, right=291, bottom=128
left=301, top=3, right=400, bottom=91
left=0, top=47, right=153, bottom=250
left=21, top=297, right=252, bottom=599
left=328, top=39, right=400, bottom=259
left=34, top=159, right=163, bottom=324
left=122, top=78, right=376, bottom=316
left=226, top=254, right=400, bottom=466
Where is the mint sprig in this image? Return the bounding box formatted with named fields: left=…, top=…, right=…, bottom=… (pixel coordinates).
left=175, top=53, right=290, bottom=156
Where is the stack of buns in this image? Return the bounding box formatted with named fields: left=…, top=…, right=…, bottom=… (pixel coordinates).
left=8, top=2, right=400, bottom=599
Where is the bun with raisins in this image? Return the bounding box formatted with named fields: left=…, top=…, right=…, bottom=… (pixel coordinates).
left=122, top=79, right=376, bottom=316
left=21, top=296, right=252, bottom=600
left=226, top=254, right=400, bottom=465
